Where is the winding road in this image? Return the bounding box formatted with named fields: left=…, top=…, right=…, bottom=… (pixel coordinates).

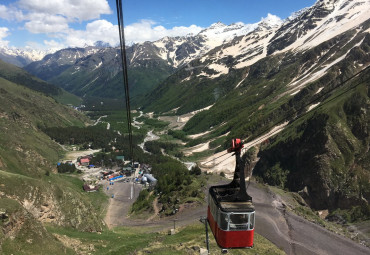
left=104, top=179, right=370, bottom=254
left=250, top=182, right=369, bottom=255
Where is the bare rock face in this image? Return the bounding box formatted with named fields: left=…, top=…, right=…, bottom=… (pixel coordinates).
left=254, top=84, right=370, bottom=211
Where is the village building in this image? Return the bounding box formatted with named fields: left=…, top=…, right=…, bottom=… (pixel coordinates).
left=79, top=157, right=91, bottom=166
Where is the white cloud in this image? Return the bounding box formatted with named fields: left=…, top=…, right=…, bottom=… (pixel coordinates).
left=0, top=27, right=10, bottom=47
left=43, top=40, right=66, bottom=50
left=64, top=20, right=119, bottom=47
left=25, top=13, right=69, bottom=33
left=0, top=4, right=25, bottom=21
left=59, top=19, right=203, bottom=48
left=17, top=0, right=112, bottom=22
left=0, top=1, right=203, bottom=50
left=259, top=13, right=283, bottom=27
left=125, top=20, right=203, bottom=43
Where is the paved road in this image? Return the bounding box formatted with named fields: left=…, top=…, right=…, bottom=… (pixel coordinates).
left=104, top=180, right=370, bottom=255
left=249, top=182, right=370, bottom=255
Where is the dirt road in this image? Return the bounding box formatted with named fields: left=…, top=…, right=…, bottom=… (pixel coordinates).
left=103, top=180, right=142, bottom=228
left=63, top=149, right=100, bottom=162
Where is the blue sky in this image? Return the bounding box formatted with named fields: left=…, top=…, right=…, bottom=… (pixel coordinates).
left=0, top=0, right=316, bottom=50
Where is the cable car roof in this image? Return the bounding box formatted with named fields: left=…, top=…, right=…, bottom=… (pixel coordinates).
left=210, top=185, right=254, bottom=212
left=219, top=201, right=254, bottom=212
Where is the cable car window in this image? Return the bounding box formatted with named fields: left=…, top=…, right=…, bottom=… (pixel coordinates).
left=249, top=212, right=255, bottom=230
left=229, top=213, right=249, bottom=230
left=219, top=211, right=229, bottom=230
left=209, top=196, right=216, bottom=219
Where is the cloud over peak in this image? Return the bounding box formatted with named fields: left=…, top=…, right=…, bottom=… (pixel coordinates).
left=125, top=20, right=203, bottom=43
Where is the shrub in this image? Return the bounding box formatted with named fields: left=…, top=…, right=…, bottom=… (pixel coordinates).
left=57, top=163, right=76, bottom=173
left=190, top=165, right=202, bottom=175
left=262, top=162, right=289, bottom=188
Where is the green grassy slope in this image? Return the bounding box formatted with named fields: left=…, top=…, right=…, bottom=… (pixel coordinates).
left=0, top=76, right=105, bottom=254
left=0, top=59, right=62, bottom=96
left=45, top=223, right=284, bottom=255
left=0, top=59, right=82, bottom=106
left=53, top=90, right=82, bottom=106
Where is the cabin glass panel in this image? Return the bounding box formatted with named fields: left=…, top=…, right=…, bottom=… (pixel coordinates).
left=209, top=196, right=218, bottom=221
left=218, top=211, right=229, bottom=230
left=229, top=212, right=250, bottom=230
left=249, top=212, right=255, bottom=230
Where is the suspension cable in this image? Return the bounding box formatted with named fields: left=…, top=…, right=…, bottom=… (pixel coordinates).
left=116, top=0, right=134, bottom=162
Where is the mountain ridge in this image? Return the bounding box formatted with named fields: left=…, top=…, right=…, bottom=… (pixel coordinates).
left=21, top=14, right=284, bottom=101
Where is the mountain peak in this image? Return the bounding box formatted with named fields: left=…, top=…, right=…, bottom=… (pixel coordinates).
left=287, top=7, right=310, bottom=22
left=209, top=21, right=226, bottom=29
left=259, top=13, right=283, bottom=29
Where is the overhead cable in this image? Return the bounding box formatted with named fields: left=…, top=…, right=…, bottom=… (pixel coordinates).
left=116, top=0, right=134, bottom=161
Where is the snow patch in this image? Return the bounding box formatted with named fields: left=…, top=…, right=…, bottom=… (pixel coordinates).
left=81, top=76, right=99, bottom=90
left=289, top=37, right=365, bottom=91
left=235, top=73, right=248, bottom=88
left=93, top=61, right=102, bottom=70
left=190, top=104, right=214, bottom=115
left=307, top=102, right=321, bottom=112
left=188, top=130, right=212, bottom=139
left=184, top=142, right=210, bottom=156
left=208, top=63, right=229, bottom=75
left=315, top=87, right=324, bottom=94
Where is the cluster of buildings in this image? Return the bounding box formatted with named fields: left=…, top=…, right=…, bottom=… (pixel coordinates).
left=81, top=161, right=157, bottom=192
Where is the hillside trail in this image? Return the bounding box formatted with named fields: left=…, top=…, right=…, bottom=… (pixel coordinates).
left=146, top=196, right=160, bottom=222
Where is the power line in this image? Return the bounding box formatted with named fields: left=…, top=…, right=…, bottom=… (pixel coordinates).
left=116, top=0, right=133, bottom=162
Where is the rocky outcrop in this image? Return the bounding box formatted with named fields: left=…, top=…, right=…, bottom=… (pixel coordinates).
left=254, top=81, right=370, bottom=210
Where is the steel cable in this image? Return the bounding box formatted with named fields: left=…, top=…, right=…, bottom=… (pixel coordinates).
left=116, top=0, right=134, bottom=162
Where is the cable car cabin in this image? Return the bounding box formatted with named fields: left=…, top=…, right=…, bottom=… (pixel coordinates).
left=207, top=138, right=255, bottom=249
left=208, top=186, right=255, bottom=249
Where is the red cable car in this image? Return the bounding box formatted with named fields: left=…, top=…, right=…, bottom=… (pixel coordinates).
left=207, top=139, right=255, bottom=249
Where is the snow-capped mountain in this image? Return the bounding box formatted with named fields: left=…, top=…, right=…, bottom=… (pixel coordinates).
left=268, top=0, right=370, bottom=54
left=180, top=0, right=370, bottom=82
left=23, top=0, right=370, bottom=107
left=143, top=0, right=370, bottom=113
left=137, top=18, right=281, bottom=68
left=23, top=17, right=281, bottom=100
left=24, top=46, right=111, bottom=81
left=0, top=47, right=53, bottom=67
